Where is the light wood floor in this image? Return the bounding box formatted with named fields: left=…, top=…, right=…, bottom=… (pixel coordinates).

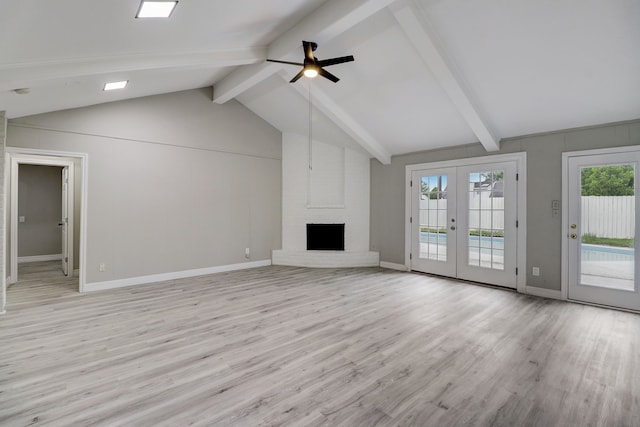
left=1, top=264, right=639, bottom=426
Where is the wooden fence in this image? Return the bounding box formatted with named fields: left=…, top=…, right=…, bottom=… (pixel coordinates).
left=419, top=195, right=636, bottom=238
left=419, top=195, right=504, bottom=230
left=581, top=196, right=635, bottom=238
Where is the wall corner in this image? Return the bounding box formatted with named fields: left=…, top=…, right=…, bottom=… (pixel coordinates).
left=0, top=111, right=7, bottom=313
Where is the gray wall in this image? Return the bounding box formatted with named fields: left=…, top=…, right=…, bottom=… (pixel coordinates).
left=18, top=165, right=63, bottom=257
left=7, top=88, right=282, bottom=285
left=371, top=120, right=640, bottom=291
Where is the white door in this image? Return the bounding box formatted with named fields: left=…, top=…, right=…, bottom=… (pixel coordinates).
left=411, top=161, right=519, bottom=288
left=567, top=151, right=639, bottom=311
left=411, top=168, right=457, bottom=277
left=61, top=167, right=69, bottom=276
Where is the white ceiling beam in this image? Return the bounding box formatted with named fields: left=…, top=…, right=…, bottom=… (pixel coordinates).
left=284, top=73, right=391, bottom=164
left=0, top=47, right=264, bottom=92
left=213, top=0, right=398, bottom=104
left=391, top=0, right=500, bottom=152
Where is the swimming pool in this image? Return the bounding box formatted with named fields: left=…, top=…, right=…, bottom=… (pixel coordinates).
left=420, top=232, right=634, bottom=261
left=581, top=243, right=634, bottom=262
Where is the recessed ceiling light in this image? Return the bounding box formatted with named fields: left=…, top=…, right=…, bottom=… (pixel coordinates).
left=104, top=81, right=128, bottom=91
left=136, top=1, right=178, bottom=18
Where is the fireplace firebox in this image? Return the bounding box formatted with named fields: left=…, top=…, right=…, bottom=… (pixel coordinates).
left=306, top=223, right=345, bottom=251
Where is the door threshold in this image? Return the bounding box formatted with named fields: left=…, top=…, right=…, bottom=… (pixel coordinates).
left=567, top=298, right=640, bottom=315
left=410, top=270, right=517, bottom=293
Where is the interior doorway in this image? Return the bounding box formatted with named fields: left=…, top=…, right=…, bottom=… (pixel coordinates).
left=16, top=164, right=65, bottom=268
left=7, top=149, right=87, bottom=293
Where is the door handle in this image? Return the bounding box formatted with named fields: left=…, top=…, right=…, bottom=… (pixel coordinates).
left=570, top=234, right=577, bottom=239
left=450, top=226, right=456, bottom=231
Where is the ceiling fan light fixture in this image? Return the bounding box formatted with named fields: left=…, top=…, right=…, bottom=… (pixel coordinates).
left=136, top=1, right=178, bottom=18
left=303, top=66, right=319, bottom=79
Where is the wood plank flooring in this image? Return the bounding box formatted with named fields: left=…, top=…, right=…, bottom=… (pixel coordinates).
left=1, top=264, right=639, bottom=426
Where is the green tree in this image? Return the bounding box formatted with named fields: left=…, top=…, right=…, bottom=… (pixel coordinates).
left=581, top=165, right=634, bottom=196
left=421, top=178, right=444, bottom=199
left=479, top=171, right=504, bottom=183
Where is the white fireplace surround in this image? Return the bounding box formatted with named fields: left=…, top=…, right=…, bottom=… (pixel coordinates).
left=272, top=134, right=379, bottom=268
left=272, top=249, right=379, bottom=268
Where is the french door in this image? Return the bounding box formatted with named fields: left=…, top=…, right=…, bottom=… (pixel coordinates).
left=566, top=150, right=639, bottom=311
left=411, top=161, right=518, bottom=287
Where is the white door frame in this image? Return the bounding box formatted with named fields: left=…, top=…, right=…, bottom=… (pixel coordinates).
left=405, top=152, right=527, bottom=293
left=6, top=148, right=88, bottom=292
left=561, top=145, right=640, bottom=304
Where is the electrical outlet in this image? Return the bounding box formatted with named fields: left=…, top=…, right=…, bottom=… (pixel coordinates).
left=245, top=248, right=250, bottom=258
left=532, top=267, right=540, bottom=276
left=99, top=263, right=106, bottom=272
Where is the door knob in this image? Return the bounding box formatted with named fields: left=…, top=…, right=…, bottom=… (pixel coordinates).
left=570, top=224, right=577, bottom=229
left=450, top=226, right=456, bottom=231
left=570, top=234, right=577, bottom=239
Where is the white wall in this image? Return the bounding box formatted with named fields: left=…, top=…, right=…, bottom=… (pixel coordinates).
left=6, top=88, right=282, bottom=286
left=281, top=133, right=371, bottom=252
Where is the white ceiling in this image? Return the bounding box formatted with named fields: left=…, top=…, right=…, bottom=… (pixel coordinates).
left=1, top=0, right=639, bottom=161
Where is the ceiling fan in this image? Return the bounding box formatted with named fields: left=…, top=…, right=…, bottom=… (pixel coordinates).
left=267, top=41, right=354, bottom=83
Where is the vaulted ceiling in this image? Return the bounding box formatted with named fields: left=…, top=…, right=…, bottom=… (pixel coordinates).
left=1, top=0, right=639, bottom=163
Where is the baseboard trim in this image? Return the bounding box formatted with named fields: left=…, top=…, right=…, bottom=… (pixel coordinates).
left=379, top=261, right=409, bottom=271
left=84, top=260, right=272, bottom=293
left=525, top=286, right=563, bottom=300
left=18, top=254, right=62, bottom=263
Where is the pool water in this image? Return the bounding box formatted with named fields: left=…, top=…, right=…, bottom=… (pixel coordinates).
left=420, top=232, right=634, bottom=261
left=581, top=243, right=634, bottom=262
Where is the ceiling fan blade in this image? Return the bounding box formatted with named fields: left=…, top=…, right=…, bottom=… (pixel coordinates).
left=290, top=70, right=305, bottom=83
left=302, top=41, right=315, bottom=62
left=266, top=59, right=304, bottom=66
left=317, top=55, right=355, bottom=67
left=318, top=67, right=340, bottom=83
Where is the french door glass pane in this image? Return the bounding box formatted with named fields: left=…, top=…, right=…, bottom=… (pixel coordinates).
left=419, top=175, right=448, bottom=261
left=467, top=170, right=505, bottom=270
left=580, top=165, right=635, bottom=291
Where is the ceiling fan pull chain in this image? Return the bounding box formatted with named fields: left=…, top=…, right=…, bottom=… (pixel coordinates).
left=309, top=80, right=313, bottom=171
